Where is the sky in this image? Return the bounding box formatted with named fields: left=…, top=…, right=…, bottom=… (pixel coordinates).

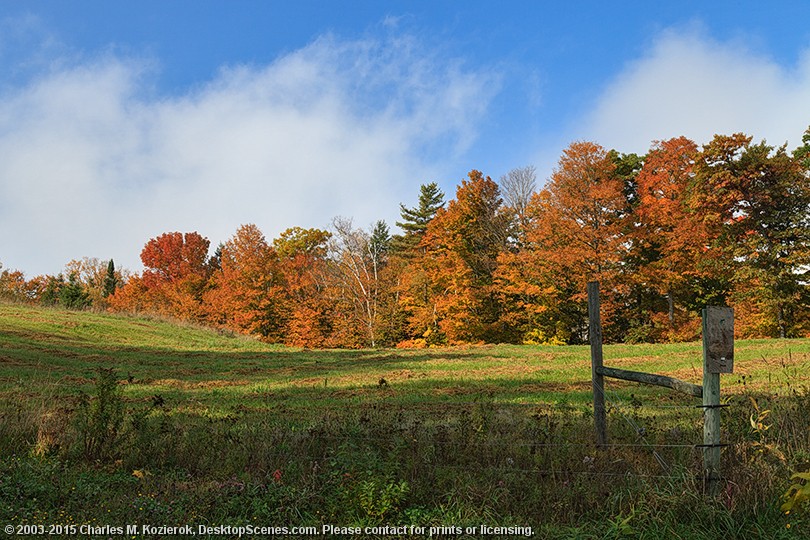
left=2, top=1, right=810, bottom=276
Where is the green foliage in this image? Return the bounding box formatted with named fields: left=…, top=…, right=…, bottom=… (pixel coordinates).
left=368, top=220, right=391, bottom=260
left=39, top=274, right=64, bottom=306
left=392, top=182, right=444, bottom=253
left=273, top=226, right=331, bottom=258
left=1, top=304, right=810, bottom=535
left=102, top=259, right=118, bottom=297
left=782, top=472, right=810, bottom=515
left=355, top=475, right=409, bottom=523
left=59, top=272, right=91, bottom=310
left=606, top=508, right=636, bottom=538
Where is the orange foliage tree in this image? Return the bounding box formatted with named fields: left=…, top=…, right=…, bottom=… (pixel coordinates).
left=501, top=142, right=628, bottom=343
left=0, top=264, right=31, bottom=302
left=90, top=126, right=810, bottom=345
left=631, top=137, right=704, bottom=339
left=273, top=227, right=334, bottom=347
left=204, top=224, right=284, bottom=338
left=416, top=170, right=511, bottom=343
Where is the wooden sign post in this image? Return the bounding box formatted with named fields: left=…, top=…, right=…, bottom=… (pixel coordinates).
left=702, top=306, right=733, bottom=495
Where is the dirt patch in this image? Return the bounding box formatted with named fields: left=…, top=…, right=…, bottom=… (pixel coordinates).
left=666, top=367, right=704, bottom=383
left=388, top=369, right=429, bottom=381
left=517, top=381, right=592, bottom=394
left=147, top=378, right=251, bottom=390
left=60, top=375, right=94, bottom=385
left=0, top=355, right=26, bottom=366
left=432, top=384, right=502, bottom=397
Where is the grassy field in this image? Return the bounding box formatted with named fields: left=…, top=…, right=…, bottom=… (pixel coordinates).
left=1, top=302, right=809, bottom=538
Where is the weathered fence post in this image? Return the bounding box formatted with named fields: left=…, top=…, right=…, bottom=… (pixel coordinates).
left=588, top=281, right=607, bottom=447
left=702, top=306, right=734, bottom=495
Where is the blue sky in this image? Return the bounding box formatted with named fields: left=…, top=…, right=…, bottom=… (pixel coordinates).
left=2, top=1, right=810, bottom=275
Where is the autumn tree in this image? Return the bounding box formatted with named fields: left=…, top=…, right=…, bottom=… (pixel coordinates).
left=328, top=218, right=392, bottom=347
left=63, top=257, right=125, bottom=309
left=690, top=133, right=810, bottom=337
left=520, top=141, right=628, bottom=342
left=110, top=232, right=211, bottom=319
left=273, top=227, right=333, bottom=347
left=204, top=224, right=284, bottom=338
left=0, top=263, right=31, bottom=303
left=630, top=137, right=701, bottom=339
left=417, top=170, right=512, bottom=343
left=499, top=165, right=537, bottom=240
left=496, top=188, right=591, bottom=345
left=140, top=232, right=210, bottom=283
left=39, top=274, right=66, bottom=306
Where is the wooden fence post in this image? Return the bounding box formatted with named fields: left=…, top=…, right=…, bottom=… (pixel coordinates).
left=588, top=281, right=607, bottom=447
left=702, top=306, right=733, bottom=495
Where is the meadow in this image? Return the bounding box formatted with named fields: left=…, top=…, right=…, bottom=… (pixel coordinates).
left=1, top=303, right=809, bottom=538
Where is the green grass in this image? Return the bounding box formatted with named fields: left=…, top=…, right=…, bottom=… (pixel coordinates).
left=1, top=302, right=809, bottom=538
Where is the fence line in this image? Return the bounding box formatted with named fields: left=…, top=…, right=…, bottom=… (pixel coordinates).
left=307, top=398, right=703, bottom=410
left=429, top=463, right=686, bottom=480
left=286, top=434, right=704, bottom=449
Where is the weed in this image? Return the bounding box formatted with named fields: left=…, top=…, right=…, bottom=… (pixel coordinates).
left=355, top=475, right=409, bottom=523
left=71, top=368, right=125, bottom=462
left=782, top=471, right=810, bottom=520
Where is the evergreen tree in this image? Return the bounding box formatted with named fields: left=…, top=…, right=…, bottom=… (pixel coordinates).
left=392, top=182, right=445, bottom=254
left=60, top=272, right=91, bottom=310
left=368, top=220, right=391, bottom=262
left=102, top=259, right=118, bottom=298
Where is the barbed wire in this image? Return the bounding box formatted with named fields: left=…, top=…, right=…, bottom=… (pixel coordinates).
left=429, top=463, right=686, bottom=480
left=595, top=381, right=670, bottom=471
left=257, top=432, right=712, bottom=450
left=279, top=451, right=695, bottom=480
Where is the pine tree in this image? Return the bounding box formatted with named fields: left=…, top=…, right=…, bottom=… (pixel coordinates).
left=40, top=274, right=65, bottom=306
left=369, top=220, right=391, bottom=262
left=103, top=259, right=118, bottom=298
left=392, top=182, right=445, bottom=254
left=60, top=272, right=91, bottom=310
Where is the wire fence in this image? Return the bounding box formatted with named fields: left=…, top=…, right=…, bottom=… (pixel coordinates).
left=241, top=388, right=724, bottom=483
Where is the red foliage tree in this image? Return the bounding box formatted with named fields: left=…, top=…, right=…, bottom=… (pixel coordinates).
left=110, top=231, right=211, bottom=320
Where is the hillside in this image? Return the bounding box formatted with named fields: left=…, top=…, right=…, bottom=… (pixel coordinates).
left=1, top=303, right=809, bottom=538
left=2, top=302, right=810, bottom=412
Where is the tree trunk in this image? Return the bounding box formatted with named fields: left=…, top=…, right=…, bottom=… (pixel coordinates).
left=778, top=304, right=786, bottom=339
left=667, top=289, right=675, bottom=326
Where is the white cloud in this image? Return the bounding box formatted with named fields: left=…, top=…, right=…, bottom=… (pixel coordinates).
left=580, top=26, right=810, bottom=155
left=0, top=34, right=498, bottom=276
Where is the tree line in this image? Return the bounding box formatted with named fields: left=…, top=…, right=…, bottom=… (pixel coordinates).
left=3, top=126, right=810, bottom=347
